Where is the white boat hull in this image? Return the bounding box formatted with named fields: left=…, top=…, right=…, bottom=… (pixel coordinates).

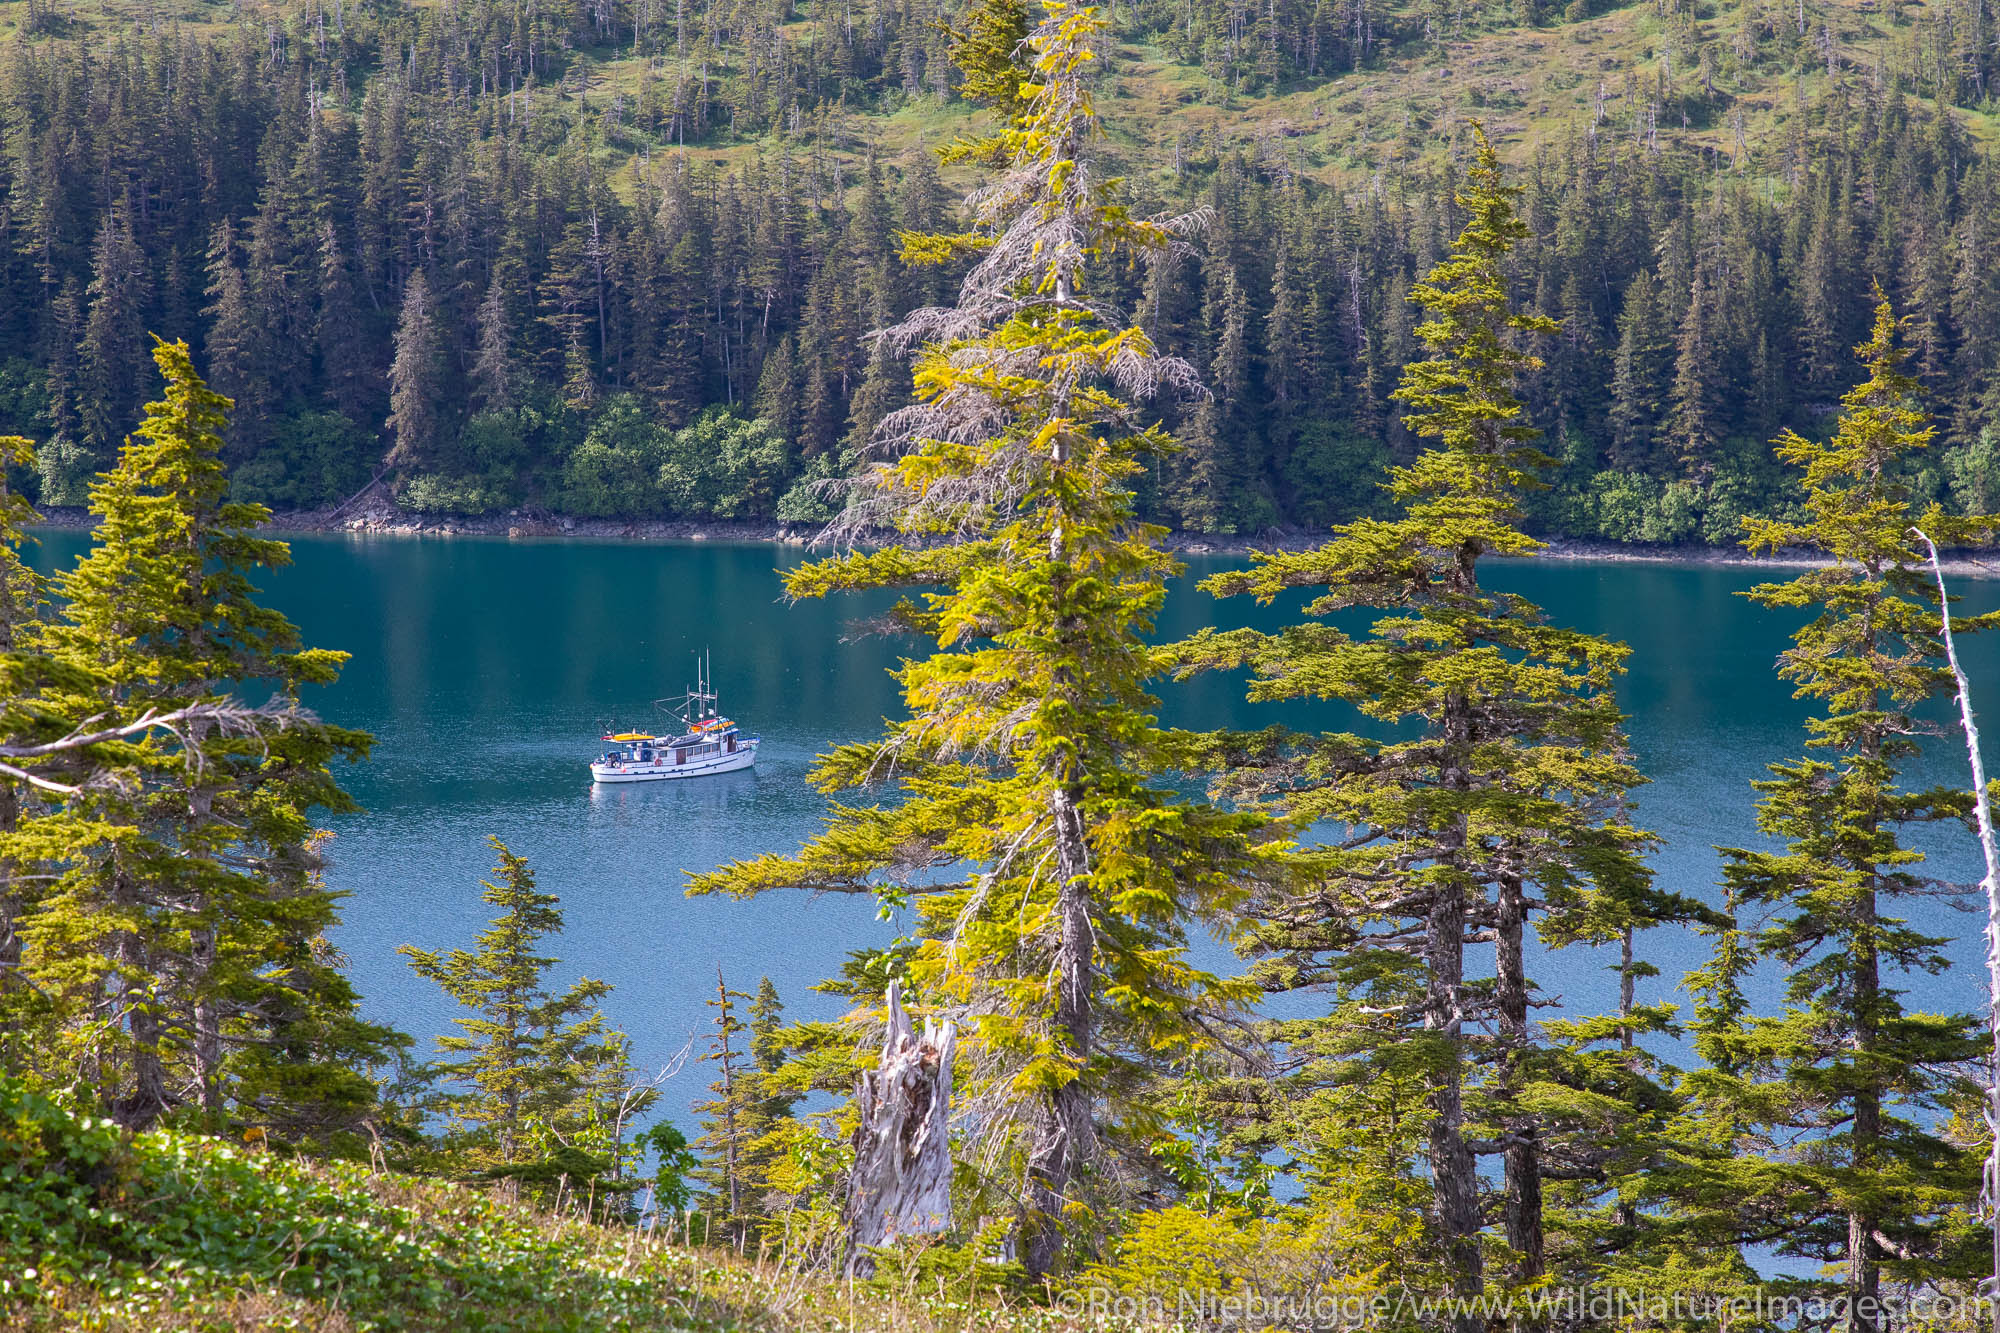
left=590, top=740, right=758, bottom=782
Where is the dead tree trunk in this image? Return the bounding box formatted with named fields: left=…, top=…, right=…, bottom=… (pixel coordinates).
left=845, top=980, right=955, bottom=1276
left=1916, top=529, right=2000, bottom=1333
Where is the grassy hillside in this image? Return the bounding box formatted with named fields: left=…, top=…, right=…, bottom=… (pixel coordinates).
left=1, top=0, right=1991, bottom=187
left=0, top=1075, right=1053, bottom=1332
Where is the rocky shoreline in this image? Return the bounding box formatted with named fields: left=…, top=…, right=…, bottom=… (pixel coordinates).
left=29, top=494, right=2000, bottom=578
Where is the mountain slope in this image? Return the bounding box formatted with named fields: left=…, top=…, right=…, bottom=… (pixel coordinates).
left=0, top=0, right=1995, bottom=541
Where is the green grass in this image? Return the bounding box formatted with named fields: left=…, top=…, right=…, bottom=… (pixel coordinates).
left=0, top=1075, right=1073, bottom=1331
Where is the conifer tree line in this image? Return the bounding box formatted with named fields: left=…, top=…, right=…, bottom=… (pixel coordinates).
left=4, top=0, right=2000, bottom=1322
left=690, top=0, right=2000, bottom=1315
left=4, top=0, right=2000, bottom=538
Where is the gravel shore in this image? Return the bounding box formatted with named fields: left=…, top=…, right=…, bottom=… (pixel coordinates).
left=30, top=494, right=2000, bottom=579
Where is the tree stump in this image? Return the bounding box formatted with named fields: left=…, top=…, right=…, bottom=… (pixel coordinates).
left=845, top=980, right=955, bottom=1275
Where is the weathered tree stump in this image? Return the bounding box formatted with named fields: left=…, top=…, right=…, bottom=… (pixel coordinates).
left=845, top=980, right=955, bottom=1275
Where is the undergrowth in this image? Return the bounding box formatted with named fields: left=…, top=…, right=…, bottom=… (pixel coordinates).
left=0, top=1076, right=1079, bottom=1332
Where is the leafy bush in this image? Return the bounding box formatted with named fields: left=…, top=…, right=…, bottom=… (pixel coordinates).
left=0, top=356, right=48, bottom=440
left=457, top=411, right=534, bottom=478
left=399, top=473, right=515, bottom=515
left=658, top=410, right=791, bottom=519
left=230, top=410, right=376, bottom=509
left=559, top=398, right=794, bottom=520
left=1697, top=433, right=1805, bottom=544
left=1524, top=421, right=1607, bottom=536
left=560, top=395, right=665, bottom=517
left=775, top=451, right=855, bottom=524
left=1588, top=470, right=1674, bottom=543
left=34, top=433, right=99, bottom=508
left=1945, top=429, right=2000, bottom=516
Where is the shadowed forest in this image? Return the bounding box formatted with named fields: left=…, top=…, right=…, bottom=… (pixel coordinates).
left=1, top=0, right=2000, bottom=538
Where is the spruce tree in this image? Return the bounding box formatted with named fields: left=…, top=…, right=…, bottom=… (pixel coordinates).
left=692, top=3, right=1268, bottom=1277
left=471, top=275, right=517, bottom=414
left=947, top=0, right=1029, bottom=116
left=1666, top=268, right=1722, bottom=477
left=739, top=974, right=801, bottom=1225
left=0, top=432, right=48, bottom=1067
left=752, top=336, right=803, bottom=448
left=1194, top=125, right=1681, bottom=1319
left=75, top=207, right=152, bottom=466
left=1607, top=270, right=1671, bottom=473
left=1685, top=294, right=1996, bottom=1323
left=692, top=967, right=753, bottom=1245
left=37, top=279, right=88, bottom=505
left=386, top=270, right=447, bottom=471
left=203, top=219, right=272, bottom=458
left=315, top=222, right=378, bottom=427
left=13, top=341, right=395, bottom=1136
left=400, top=837, right=619, bottom=1187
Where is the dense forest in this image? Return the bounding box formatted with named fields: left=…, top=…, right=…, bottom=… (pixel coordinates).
left=6, top=0, right=2000, bottom=1325
left=2, top=0, right=2000, bottom=537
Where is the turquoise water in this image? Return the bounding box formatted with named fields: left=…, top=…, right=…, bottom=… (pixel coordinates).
left=26, top=531, right=2000, bottom=1125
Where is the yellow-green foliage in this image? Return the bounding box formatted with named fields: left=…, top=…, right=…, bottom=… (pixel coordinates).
left=694, top=2, right=1276, bottom=1278
left=1079, top=1197, right=1432, bottom=1328
left=0, top=1072, right=1090, bottom=1331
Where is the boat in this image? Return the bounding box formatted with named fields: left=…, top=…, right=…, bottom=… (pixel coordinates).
left=590, top=652, right=759, bottom=783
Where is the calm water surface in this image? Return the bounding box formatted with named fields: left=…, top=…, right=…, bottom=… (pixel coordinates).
left=29, top=532, right=2000, bottom=1126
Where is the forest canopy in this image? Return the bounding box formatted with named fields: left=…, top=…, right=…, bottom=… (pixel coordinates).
left=0, top=0, right=1997, bottom=539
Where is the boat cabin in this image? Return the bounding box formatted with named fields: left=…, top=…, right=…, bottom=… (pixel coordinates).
left=599, top=723, right=742, bottom=769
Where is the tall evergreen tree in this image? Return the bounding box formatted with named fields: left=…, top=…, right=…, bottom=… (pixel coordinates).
left=0, top=432, right=47, bottom=1069
left=1685, top=294, right=1996, bottom=1321
left=752, top=335, right=803, bottom=448
left=692, top=967, right=753, bottom=1245
left=314, top=222, right=378, bottom=428
left=13, top=341, right=395, bottom=1135
left=1607, top=270, right=1672, bottom=472
left=1667, top=268, right=1724, bottom=477
left=386, top=270, right=448, bottom=471
left=472, top=275, right=517, bottom=414
left=692, top=3, right=1269, bottom=1277
left=947, top=0, right=1029, bottom=116
left=203, top=219, right=272, bottom=458
left=37, top=278, right=88, bottom=505
left=738, top=974, right=800, bottom=1228
left=1195, top=125, right=1676, bottom=1320
left=75, top=207, right=152, bottom=467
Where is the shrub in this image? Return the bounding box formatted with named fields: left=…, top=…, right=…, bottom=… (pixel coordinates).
left=775, top=450, right=855, bottom=524
left=0, top=356, right=49, bottom=440
left=1945, top=429, right=2000, bottom=516
left=231, top=410, right=375, bottom=509
left=34, top=433, right=99, bottom=508
left=658, top=410, right=792, bottom=519
left=399, top=473, right=514, bottom=515
left=559, top=395, right=666, bottom=517
left=458, top=411, right=532, bottom=477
